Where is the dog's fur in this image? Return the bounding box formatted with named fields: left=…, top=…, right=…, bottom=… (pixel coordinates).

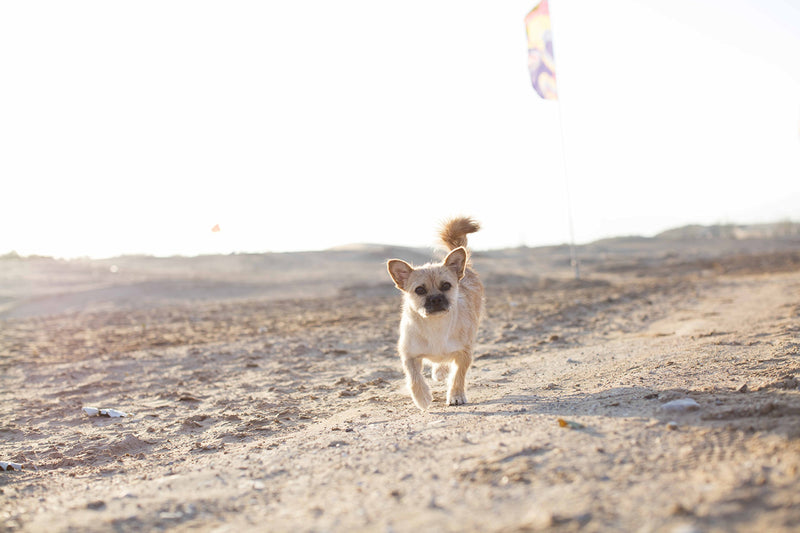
left=387, top=217, right=484, bottom=410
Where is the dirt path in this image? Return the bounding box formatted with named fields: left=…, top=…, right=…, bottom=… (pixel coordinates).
left=2, top=265, right=799, bottom=532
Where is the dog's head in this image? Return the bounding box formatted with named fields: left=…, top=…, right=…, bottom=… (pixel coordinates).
left=387, top=247, right=467, bottom=317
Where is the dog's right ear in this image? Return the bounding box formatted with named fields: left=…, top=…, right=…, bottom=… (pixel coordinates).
left=387, top=259, right=414, bottom=290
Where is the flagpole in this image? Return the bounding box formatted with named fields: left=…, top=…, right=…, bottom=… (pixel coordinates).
left=547, top=0, right=579, bottom=280
left=556, top=101, right=579, bottom=280
left=526, top=0, right=578, bottom=279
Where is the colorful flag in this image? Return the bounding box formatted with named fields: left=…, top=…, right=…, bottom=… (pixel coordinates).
left=525, top=0, right=557, bottom=100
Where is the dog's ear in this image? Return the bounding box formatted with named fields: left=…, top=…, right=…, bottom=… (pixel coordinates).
left=444, top=247, right=467, bottom=280
left=387, top=259, right=414, bottom=290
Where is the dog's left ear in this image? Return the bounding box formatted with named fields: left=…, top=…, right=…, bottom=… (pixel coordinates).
left=444, top=247, right=467, bottom=280
left=387, top=259, right=414, bottom=290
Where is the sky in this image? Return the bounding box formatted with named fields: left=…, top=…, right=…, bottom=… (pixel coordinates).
left=1, top=0, right=799, bottom=258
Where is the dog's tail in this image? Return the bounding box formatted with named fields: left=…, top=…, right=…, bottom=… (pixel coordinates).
left=439, top=217, right=480, bottom=251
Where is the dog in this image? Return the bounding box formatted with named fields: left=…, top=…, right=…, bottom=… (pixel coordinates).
left=387, top=217, right=484, bottom=410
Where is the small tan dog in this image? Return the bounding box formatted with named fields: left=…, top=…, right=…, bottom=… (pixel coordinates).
left=387, top=217, right=484, bottom=410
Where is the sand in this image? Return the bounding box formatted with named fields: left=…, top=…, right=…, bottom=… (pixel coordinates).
left=1, top=236, right=799, bottom=532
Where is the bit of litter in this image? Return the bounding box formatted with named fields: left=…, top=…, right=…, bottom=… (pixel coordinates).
left=83, top=407, right=129, bottom=418
left=1, top=461, right=23, bottom=471
left=558, top=418, right=585, bottom=430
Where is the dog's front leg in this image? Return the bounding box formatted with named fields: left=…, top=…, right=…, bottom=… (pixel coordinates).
left=402, top=355, right=432, bottom=410
left=447, top=350, right=472, bottom=406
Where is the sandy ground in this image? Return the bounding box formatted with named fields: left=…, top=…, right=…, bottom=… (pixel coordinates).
left=1, top=237, right=800, bottom=532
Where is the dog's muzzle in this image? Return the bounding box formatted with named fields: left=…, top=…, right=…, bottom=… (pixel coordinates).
left=424, top=293, right=449, bottom=314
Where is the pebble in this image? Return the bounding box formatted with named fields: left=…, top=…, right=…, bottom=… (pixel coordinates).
left=660, top=398, right=700, bottom=413
left=671, top=524, right=702, bottom=533
left=83, top=407, right=128, bottom=418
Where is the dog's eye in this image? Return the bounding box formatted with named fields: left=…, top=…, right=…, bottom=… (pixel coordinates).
left=440, top=281, right=452, bottom=291
left=414, top=286, right=427, bottom=295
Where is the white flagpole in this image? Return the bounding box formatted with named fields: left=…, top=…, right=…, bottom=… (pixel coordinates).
left=556, top=101, right=579, bottom=280
left=548, top=0, right=579, bottom=280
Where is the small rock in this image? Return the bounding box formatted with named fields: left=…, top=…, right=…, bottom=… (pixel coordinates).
left=86, top=500, right=106, bottom=510
left=83, top=407, right=128, bottom=418
left=660, top=398, right=700, bottom=413
left=671, top=524, right=702, bottom=533
left=668, top=502, right=693, bottom=516
left=178, top=394, right=201, bottom=402
left=522, top=509, right=554, bottom=529
left=782, top=375, right=799, bottom=389
left=666, top=421, right=679, bottom=430
left=737, top=383, right=748, bottom=393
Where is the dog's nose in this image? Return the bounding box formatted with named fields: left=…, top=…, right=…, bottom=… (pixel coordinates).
left=425, top=294, right=448, bottom=313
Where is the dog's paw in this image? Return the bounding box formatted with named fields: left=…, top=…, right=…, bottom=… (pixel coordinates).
left=447, top=392, right=467, bottom=406
left=432, top=363, right=450, bottom=383
left=411, top=384, right=433, bottom=411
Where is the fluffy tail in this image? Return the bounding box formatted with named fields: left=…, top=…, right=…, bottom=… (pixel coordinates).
left=439, top=217, right=480, bottom=251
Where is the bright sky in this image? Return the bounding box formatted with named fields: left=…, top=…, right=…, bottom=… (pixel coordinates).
left=2, top=0, right=799, bottom=258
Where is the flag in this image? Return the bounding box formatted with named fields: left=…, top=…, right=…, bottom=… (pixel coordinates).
left=525, top=0, right=557, bottom=100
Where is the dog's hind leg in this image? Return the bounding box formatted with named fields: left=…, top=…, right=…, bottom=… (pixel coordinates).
left=403, top=356, right=432, bottom=410
left=431, top=363, right=450, bottom=383
left=447, top=350, right=472, bottom=406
